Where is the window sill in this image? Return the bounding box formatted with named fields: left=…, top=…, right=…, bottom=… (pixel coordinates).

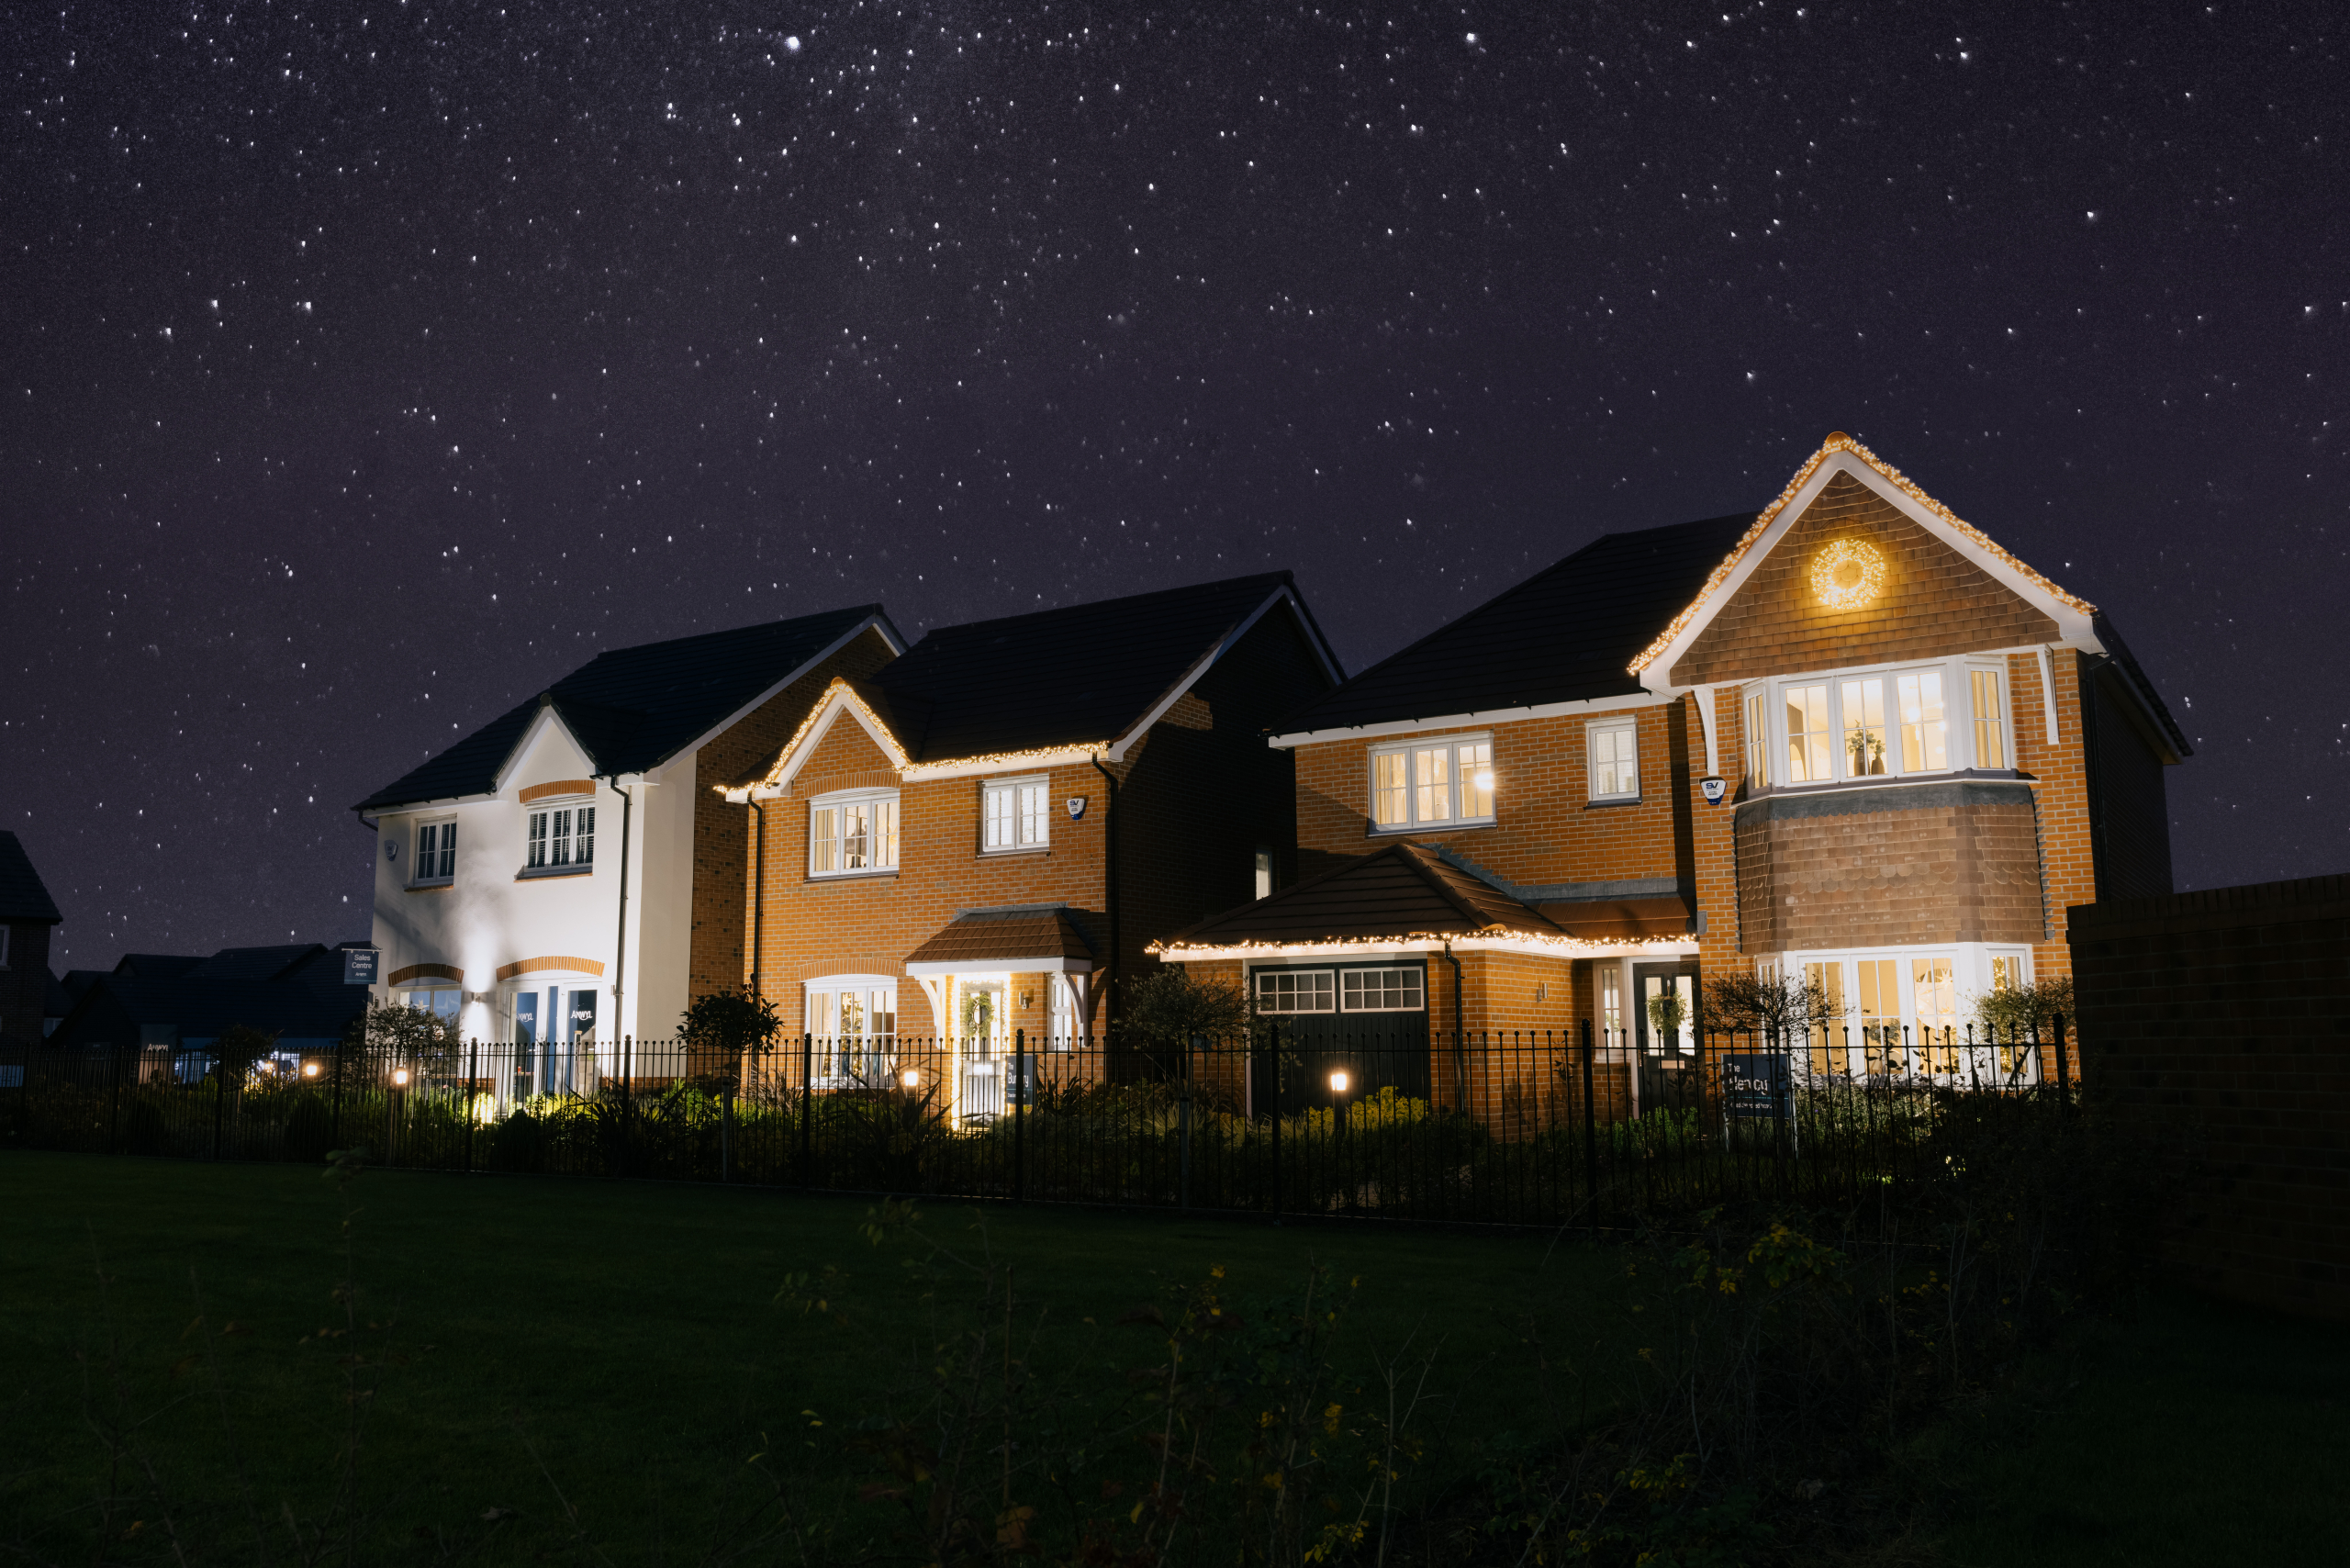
left=406, top=880, right=454, bottom=893
left=515, top=865, right=594, bottom=881
left=809, top=869, right=901, bottom=883
left=1746, top=769, right=2022, bottom=801
left=1583, top=797, right=1643, bottom=810
left=1365, top=820, right=1496, bottom=836
left=979, top=846, right=1051, bottom=857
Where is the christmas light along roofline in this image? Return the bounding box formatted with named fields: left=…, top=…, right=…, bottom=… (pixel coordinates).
left=729, top=676, right=1115, bottom=796
left=1147, top=929, right=1699, bottom=959
left=1624, top=431, right=2099, bottom=678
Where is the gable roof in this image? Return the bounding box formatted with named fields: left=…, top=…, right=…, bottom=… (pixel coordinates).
left=1270, top=514, right=1753, bottom=742
left=0, top=833, right=62, bottom=924
left=745, top=574, right=1340, bottom=788
left=354, top=605, right=902, bottom=812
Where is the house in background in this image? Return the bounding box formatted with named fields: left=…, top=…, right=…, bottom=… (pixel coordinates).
left=0, top=833, right=63, bottom=1049
left=723, top=573, right=1341, bottom=1116
left=353, top=605, right=903, bottom=1051
left=46, top=943, right=375, bottom=1078
left=1155, top=432, right=2187, bottom=1115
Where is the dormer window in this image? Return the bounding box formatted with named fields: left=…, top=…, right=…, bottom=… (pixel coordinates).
left=412, top=819, right=456, bottom=885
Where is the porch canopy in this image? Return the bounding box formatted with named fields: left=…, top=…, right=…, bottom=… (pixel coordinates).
left=903, top=905, right=1096, bottom=1037
left=1149, top=842, right=1696, bottom=960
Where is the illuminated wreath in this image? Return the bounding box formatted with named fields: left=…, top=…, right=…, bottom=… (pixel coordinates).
left=1809, top=538, right=1886, bottom=610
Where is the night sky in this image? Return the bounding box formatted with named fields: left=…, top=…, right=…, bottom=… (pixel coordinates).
left=6, top=3, right=2344, bottom=968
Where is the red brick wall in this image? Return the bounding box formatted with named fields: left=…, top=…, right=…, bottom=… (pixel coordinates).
left=1669, top=469, right=2062, bottom=687
left=1734, top=792, right=2044, bottom=951
left=2071, top=874, right=2350, bottom=1320
left=2019, top=648, right=2097, bottom=982
left=688, top=626, right=898, bottom=1003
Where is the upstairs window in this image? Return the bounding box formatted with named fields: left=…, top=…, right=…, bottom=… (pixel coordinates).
left=525, top=804, right=594, bottom=871
left=1750, top=659, right=2012, bottom=788
left=1785, top=684, right=1834, bottom=782
left=1370, top=735, right=1494, bottom=830
left=1743, top=689, right=1770, bottom=789
left=811, top=790, right=900, bottom=877
left=413, top=819, right=456, bottom=883
left=1586, top=717, right=1639, bottom=801
left=982, top=775, right=1050, bottom=852
left=1971, top=667, right=2007, bottom=769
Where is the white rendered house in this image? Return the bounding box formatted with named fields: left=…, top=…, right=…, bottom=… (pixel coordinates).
left=354, top=606, right=903, bottom=1080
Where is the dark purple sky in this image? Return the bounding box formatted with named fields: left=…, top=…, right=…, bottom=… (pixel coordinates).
left=6, top=2, right=2344, bottom=968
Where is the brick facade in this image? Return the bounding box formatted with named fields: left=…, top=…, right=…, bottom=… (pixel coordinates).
left=687, top=626, right=900, bottom=1004
left=2072, top=875, right=2350, bottom=1320
left=1669, top=469, right=2061, bottom=687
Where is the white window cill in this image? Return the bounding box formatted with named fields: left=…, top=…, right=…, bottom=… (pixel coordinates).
left=1585, top=717, right=1639, bottom=802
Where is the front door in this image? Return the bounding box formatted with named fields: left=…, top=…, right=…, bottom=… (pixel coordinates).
left=1633, top=962, right=1699, bottom=1114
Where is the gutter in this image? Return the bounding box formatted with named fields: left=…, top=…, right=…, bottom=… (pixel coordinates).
left=603, top=776, right=635, bottom=1037
left=748, top=799, right=767, bottom=997
left=1090, top=755, right=1121, bottom=1033
left=1442, top=941, right=1467, bottom=1109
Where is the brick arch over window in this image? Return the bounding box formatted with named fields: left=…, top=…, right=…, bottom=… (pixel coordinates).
left=387, top=963, right=463, bottom=985
left=494, top=955, right=609, bottom=982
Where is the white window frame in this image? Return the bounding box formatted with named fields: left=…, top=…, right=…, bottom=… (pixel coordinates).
left=1742, top=655, right=2019, bottom=790
left=1771, top=944, right=2038, bottom=1081
left=1254, top=969, right=1336, bottom=1014
left=1339, top=966, right=1426, bottom=1013
left=522, top=799, right=596, bottom=875
left=1367, top=734, right=1495, bottom=832
left=809, top=789, right=901, bottom=879
left=1585, top=716, right=1639, bottom=802
left=412, top=816, right=457, bottom=885
left=980, top=773, right=1051, bottom=854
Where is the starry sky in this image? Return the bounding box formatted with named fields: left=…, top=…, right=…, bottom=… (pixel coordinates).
left=5, top=1, right=2344, bottom=967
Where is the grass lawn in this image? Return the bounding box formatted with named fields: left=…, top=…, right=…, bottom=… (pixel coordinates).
left=1930, top=1289, right=2350, bottom=1567
left=0, top=1151, right=1625, bottom=1562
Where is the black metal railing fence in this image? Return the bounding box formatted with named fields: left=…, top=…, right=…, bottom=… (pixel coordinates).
left=0, top=1018, right=2071, bottom=1226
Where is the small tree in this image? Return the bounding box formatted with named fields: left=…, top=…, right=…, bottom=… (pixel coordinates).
left=1702, top=972, right=1831, bottom=1038
left=211, top=1024, right=280, bottom=1085
left=1119, top=967, right=1256, bottom=1053
left=678, top=987, right=784, bottom=1086
left=1973, top=976, right=2075, bottom=1041
left=351, top=996, right=464, bottom=1074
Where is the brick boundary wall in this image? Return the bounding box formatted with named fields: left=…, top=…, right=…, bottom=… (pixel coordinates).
left=2069, top=872, right=2350, bottom=1320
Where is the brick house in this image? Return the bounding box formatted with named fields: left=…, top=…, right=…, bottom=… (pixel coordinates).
left=353, top=606, right=903, bottom=1065
left=722, top=573, right=1341, bottom=1116
left=1153, top=432, right=2188, bottom=1115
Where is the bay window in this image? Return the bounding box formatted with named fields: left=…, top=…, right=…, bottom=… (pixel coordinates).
left=1370, top=735, right=1494, bottom=830
left=810, top=790, right=900, bottom=877
left=1746, top=657, right=2015, bottom=788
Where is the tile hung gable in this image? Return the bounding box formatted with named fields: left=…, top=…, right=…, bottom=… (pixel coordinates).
left=1664, top=451, right=2065, bottom=689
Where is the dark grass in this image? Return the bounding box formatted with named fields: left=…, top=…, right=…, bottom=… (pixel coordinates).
left=1926, top=1290, right=2350, bottom=1567
left=0, top=1151, right=1626, bottom=1562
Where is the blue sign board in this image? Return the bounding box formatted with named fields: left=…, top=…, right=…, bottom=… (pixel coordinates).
left=1721, top=1052, right=1790, bottom=1119
left=341, top=946, right=381, bottom=986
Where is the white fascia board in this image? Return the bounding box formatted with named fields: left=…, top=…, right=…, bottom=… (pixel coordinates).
left=1267, top=691, right=1673, bottom=750
left=663, top=612, right=905, bottom=770
left=1637, top=453, right=2104, bottom=697
left=1105, top=585, right=1299, bottom=764
left=368, top=790, right=503, bottom=815
left=904, top=956, right=1094, bottom=976
left=899, top=746, right=1105, bottom=782
left=1156, top=935, right=1701, bottom=963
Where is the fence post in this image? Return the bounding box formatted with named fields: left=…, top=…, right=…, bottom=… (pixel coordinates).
left=107, top=1042, right=124, bottom=1155
left=798, top=1032, right=813, bottom=1185
left=1181, top=1032, right=1196, bottom=1212
left=1268, top=1020, right=1282, bottom=1225
left=330, top=1037, right=345, bottom=1151
left=464, top=1036, right=479, bottom=1174
left=2052, top=1013, right=2070, bottom=1117
left=1581, top=1018, right=1598, bottom=1231
left=212, top=1057, right=226, bottom=1161
left=1013, top=1027, right=1027, bottom=1202
left=721, top=1085, right=734, bottom=1182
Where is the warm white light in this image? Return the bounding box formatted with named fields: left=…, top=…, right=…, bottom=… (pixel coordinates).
left=303, top=1062, right=321, bottom=1079
left=1329, top=1070, right=1349, bottom=1094
left=1810, top=538, right=1886, bottom=610
left=391, top=1068, right=411, bottom=1088
left=901, top=1069, right=921, bottom=1088
left=1473, top=770, right=1494, bottom=791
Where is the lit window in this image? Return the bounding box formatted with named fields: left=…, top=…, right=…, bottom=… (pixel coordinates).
left=1897, top=673, right=1949, bottom=772
left=413, top=819, right=456, bottom=883
left=1253, top=849, right=1273, bottom=901
left=1586, top=718, right=1639, bottom=801
left=1599, top=966, right=1624, bottom=1047
left=982, top=775, right=1050, bottom=852
left=1369, top=736, right=1495, bottom=828
left=1990, top=954, right=2026, bottom=991
left=1841, top=677, right=1889, bottom=778
left=525, top=804, right=594, bottom=870
left=1971, top=668, right=2007, bottom=768
left=1913, top=955, right=1959, bottom=1072
left=810, top=791, right=900, bottom=877
left=1341, top=967, right=1424, bottom=1012
left=1255, top=970, right=1335, bottom=1014
left=1743, top=689, right=1770, bottom=789
left=806, top=978, right=898, bottom=1083
left=1785, top=685, right=1832, bottom=782
left=405, top=985, right=461, bottom=1025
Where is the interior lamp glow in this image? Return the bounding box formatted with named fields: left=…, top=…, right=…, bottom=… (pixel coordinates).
left=1329, top=1070, right=1350, bottom=1094
left=1810, top=538, right=1886, bottom=610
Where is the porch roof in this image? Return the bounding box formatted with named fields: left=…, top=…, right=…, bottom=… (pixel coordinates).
left=1156, top=843, right=1568, bottom=950
left=903, top=906, right=1097, bottom=975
